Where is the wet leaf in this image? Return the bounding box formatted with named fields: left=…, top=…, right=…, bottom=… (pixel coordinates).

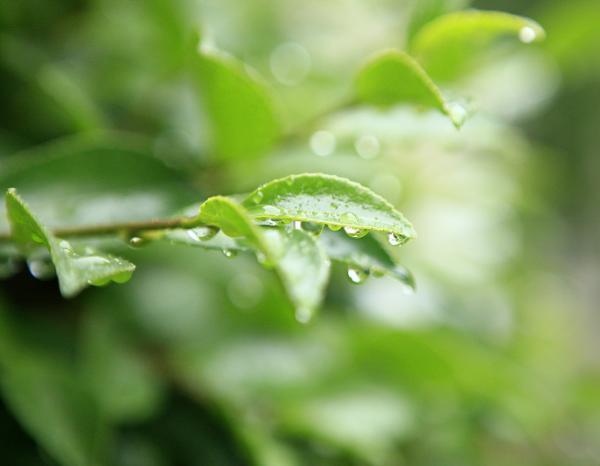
left=411, top=10, right=545, bottom=81
left=319, top=229, right=415, bottom=290
left=356, top=50, right=467, bottom=128
left=242, top=174, right=416, bottom=241
left=5, top=189, right=135, bottom=297
left=192, top=41, right=281, bottom=161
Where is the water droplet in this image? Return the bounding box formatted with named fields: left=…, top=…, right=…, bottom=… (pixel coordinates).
left=186, top=226, right=218, bottom=242
left=354, top=134, right=380, bottom=159
left=270, top=42, right=311, bottom=86
left=222, top=249, right=237, bottom=258
left=387, top=232, right=408, bottom=247
left=262, top=205, right=281, bottom=216
left=129, top=236, right=146, bottom=247
left=292, top=220, right=302, bottom=230
left=519, top=26, right=537, bottom=44
left=301, top=222, right=324, bottom=235
left=295, top=306, right=313, bottom=324
left=27, top=259, right=55, bottom=280
left=251, top=190, right=264, bottom=204
left=446, top=102, right=468, bottom=128
left=340, top=212, right=359, bottom=224
left=111, top=270, right=133, bottom=284
left=328, top=224, right=342, bottom=232
left=310, top=130, right=336, bottom=157
left=343, top=226, right=368, bottom=238
left=347, top=266, right=368, bottom=284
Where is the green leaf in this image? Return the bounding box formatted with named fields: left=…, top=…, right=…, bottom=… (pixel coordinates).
left=0, top=307, right=110, bottom=466
left=356, top=50, right=467, bottom=128
left=411, top=10, right=546, bottom=81
left=192, top=41, right=281, bottom=161
left=174, top=196, right=330, bottom=320
left=0, top=132, right=197, bottom=231
left=319, top=229, right=415, bottom=290
left=5, top=189, right=135, bottom=298
left=242, top=174, right=416, bottom=241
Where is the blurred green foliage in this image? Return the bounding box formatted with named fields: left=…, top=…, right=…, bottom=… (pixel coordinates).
left=1, top=0, right=600, bottom=465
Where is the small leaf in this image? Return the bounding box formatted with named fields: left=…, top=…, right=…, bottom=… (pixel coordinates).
left=177, top=196, right=330, bottom=318
left=356, top=50, right=467, bottom=128
left=5, top=189, right=135, bottom=297
left=411, top=10, right=546, bottom=81
left=242, top=174, right=416, bottom=241
left=192, top=40, right=281, bottom=161
left=319, top=229, right=415, bottom=290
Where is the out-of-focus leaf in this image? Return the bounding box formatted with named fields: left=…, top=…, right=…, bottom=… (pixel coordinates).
left=356, top=50, right=467, bottom=128
left=81, top=309, right=164, bottom=423
left=192, top=41, right=281, bottom=161
left=0, top=307, right=110, bottom=466
left=0, top=133, right=197, bottom=231
left=406, top=0, right=467, bottom=46
left=541, top=0, right=600, bottom=81
left=242, top=174, right=416, bottom=241
left=5, top=189, right=135, bottom=297
left=319, top=229, right=415, bottom=290
left=411, top=10, right=545, bottom=81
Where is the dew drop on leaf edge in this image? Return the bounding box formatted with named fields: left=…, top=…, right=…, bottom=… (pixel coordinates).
left=347, top=266, right=369, bottom=284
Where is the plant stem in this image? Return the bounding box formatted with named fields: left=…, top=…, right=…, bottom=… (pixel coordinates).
left=0, top=215, right=203, bottom=243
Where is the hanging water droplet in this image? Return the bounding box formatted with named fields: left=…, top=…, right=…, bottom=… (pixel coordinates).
left=446, top=102, right=468, bottom=128
left=343, top=226, right=368, bottom=238
left=128, top=236, right=146, bottom=248
left=222, top=249, right=237, bottom=258
left=354, top=134, right=380, bottom=160
left=301, top=222, right=324, bottom=235
left=519, top=26, right=537, bottom=44
left=27, top=258, right=55, bottom=280
left=186, top=226, right=218, bottom=242
left=387, top=232, right=408, bottom=247
left=328, top=224, right=342, bottom=232
left=347, top=266, right=368, bottom=284
left=292, top=220, right=302, bottom=230
left=310, top=130, right=336, bottom=157
left=295, top=306, right=313, bottom=324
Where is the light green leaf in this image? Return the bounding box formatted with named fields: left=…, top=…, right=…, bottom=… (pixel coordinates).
left=411, top=10, right=546, bottom=81
left=175, top=196, right=330, bottom=320
left=319, top=229, right=415, bottom=290
left=356, top=50, right=467, bottom=128
left=5, top=189, right=135, bottom=298
left=242, top=174, right=416, bottom=241
left=192, top=41, right=281, bottom=161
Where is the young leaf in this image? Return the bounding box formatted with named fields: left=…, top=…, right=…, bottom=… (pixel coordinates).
left=319, top=229, right=415, bottom=290
left=242, top=174, right=416, bottom=241
left=176, top=196, right=330, bottom=320
left=192, top=41, right=281, bottom=161
left=411, top=10, right=546, bottom=81
left=356, top=50, right=467, bottom=128
left=5, top=189, right=135, bottom=298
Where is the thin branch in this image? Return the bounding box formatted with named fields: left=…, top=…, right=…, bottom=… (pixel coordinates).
left=0, top=215, right=203, bottom=242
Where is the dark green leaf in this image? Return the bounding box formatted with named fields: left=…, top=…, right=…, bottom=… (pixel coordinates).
left=5, top=189, right=135, bottom=297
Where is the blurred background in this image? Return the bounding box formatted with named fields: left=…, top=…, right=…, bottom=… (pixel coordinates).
left=1, top=0, right=599, bottom=465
